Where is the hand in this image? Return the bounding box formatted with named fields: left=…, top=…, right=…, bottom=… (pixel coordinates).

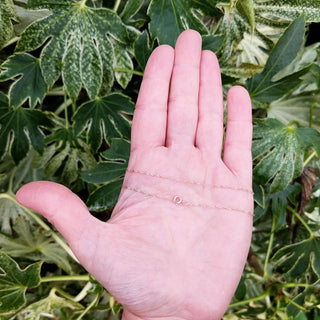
left=16, top=30, right=253, bottom=320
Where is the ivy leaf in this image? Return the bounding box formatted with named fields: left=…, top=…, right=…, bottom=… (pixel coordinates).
left=0, top=252, right=42, bottom=313
left=255, top=0, right=320, bottom=23
left=120, top=0, right=145, bottom=24
left=273, top=235, right=320, bottom=279
left=252, top=118, right=320, bottom=193
left=14, top=289, right=83, bottom=320
left=0, top=105, right=53, bottom=164
left=247, top=16, right=306, bottom=102
left=134, top=30, right=156, bottom=70
left=16, top=0, right=129, bottom=100
left=0, top=53, right=48, bottom=108
left=0, top=0, right=19, bottom=49
left=148, top=0, right=220, bottom=46
left=73, top=94, right=134, bottom=153
left=237, top=0, right=255, bottom=33
left=82, top=138, right=130, bottom=211
left=0, top=217, right=72, bottom=273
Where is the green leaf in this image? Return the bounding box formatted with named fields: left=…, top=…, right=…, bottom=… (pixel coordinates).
left=247, top=16, right=306, bottom=102
left=86, top=179, right=123, bottom=211
left=237, top=0, right=255, bottom=33
left=0, top=217, right=72, bottom=273
left=0, top=193, right=32, bottom=235
left=0, top=252, right=42, bottom=313
left=252, top=118, right=320, bottom=193
left=82, top=138, right=130, bottom=211
left=0, top=106, right=53, bottom=164
left=120, top=0, right=145, bottom=23
left=43, top=127, right=96, bottom=185
left=202, top=35, right=223, bottom=53
left=134, top=30, right=155, bottom=70
left=255, top=0, right=320, bottom=23
left=16, top=0, right=129, bottom=100
left=0, top=0, right=19, bottom=49
left=273, top=236, right=320, bottom=279
left=148, top=0, right=219, bottom=46
left=73, top=94, right=134, bottom=153
left=82, top=138, right=129, bottom=184
left=14, top=288, right=83, bottom=320
left=0, top=53, right=48, bottom=108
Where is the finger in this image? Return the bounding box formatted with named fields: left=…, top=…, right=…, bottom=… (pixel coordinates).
left=166, top=30, right=202, bottom=147
left=131, top=45, right=174, bottom=150
left=16, top=181, right=107, bottom=267
left=196, top=50, right=224, bottom=157
left=223, top=86, right=252, bottom=182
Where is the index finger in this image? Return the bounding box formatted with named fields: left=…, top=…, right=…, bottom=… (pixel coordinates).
left=131, top=45, right=174, bottom=151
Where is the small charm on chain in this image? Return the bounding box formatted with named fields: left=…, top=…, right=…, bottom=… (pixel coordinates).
left=173, top=195, right=183, bottom=205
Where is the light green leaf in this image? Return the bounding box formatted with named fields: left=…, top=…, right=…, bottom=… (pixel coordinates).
left=252, top=118, right=320, bottom=193
left=16, top=0, right=129, bottom=100
left=43, top=127, right=96, bottom=185
left=73, top=94, right=134, bottom=153
left=0, top=53, right=48, bottom=108
left=216, top=3, right=250, bottom=63
left=0, top=217, right=72, bottom=273
left=0, top=0, right=19, bottom=49
left=273, top=236, right=320, bottom=279
left=247, top=16, right=306, bottom=102
left=14, top=288, right=83, bottom=320
left=0, top=252, right=42, bottom=313
left=237, top=0, right=255, bottom=33
left=0, top=105, right=53, bottom=164
left=255, top=0, right=320, bottom=23
left=148, top=0, right=219, bottom=46
left=0, top=193, right=31, bottom=235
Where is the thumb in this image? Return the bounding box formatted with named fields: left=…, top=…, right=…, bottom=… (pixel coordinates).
left=16, top=181, right=106, bottom=267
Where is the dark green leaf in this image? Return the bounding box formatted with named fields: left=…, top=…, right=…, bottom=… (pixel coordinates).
left=73, top=94, right=134, bottom=152
left=134, top=30, right=155, bottom=70
left=0, top=252, right=42, bottom=313
left=120, top=0, right=145, bottom=23
left=87, top=179, right=123, bottom=211
left=202, top=35, right=223, bottom=52
left=247, top=16, right=306, bottom=102
left=252, top=118, right=320, bottom=193
left=0, top=53, right=48, bottom=108
left=16, top=0, right=129, bottom=100
left=273, top=236, right=320, bottom=278
left=82, top=138, right=129, bottom=184
left=148, top=0, right=219, bottom=46
left=0, top=107, right=52, bottom=164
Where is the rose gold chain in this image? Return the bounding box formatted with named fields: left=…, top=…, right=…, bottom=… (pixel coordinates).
left=126, top=169, right=253, bottom=194
left=122, top=185, right=254, bottom=217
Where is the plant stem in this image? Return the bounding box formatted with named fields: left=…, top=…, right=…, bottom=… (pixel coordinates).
left=114, top=68, right=144, bottom=76
left=229, top=291, right=269, bottom=308
left=113, top=0, right=121, bottom=12
left=263, top=213, right=276, bottom=277
left=287, top=206, right=314, bottom=238
left=304, top=150, right=317, bottom=167
left=41, top=275, right=90, bottom=283
left=76, top=291, right=101, bottom=320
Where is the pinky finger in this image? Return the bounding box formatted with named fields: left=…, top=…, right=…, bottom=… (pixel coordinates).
left=223, top=86, right=252, bottom=183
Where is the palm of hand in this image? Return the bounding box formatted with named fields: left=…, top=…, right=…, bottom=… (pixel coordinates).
left=17, top=31, right=253, bottom=320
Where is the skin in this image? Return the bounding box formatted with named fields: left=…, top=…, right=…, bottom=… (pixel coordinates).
left=16, top=30, right=253, bottom=320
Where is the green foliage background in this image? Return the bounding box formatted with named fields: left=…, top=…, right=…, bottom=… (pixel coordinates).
left=1, top=0, right=320, bottom=319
